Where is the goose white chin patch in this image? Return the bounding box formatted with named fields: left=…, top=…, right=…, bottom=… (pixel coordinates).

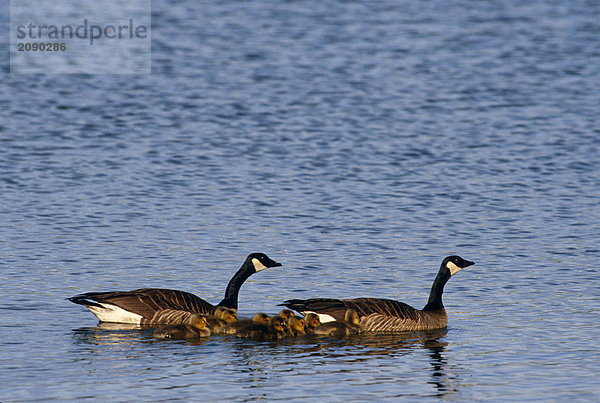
left=87, top=303, right=143, bottom=324
left=446, top=261, right=462, bottom=276
left=251, top=258, right=269, bottom=272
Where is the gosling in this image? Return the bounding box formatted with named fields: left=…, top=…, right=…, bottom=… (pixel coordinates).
left=206, top=307, right=238, bottom=334
left=312, top=309, right=360, bottom=337
left=287, top=316, right=307, bottom=337
left=279, top=309, right=295, bottom=321
left=304, top=313, right=321, bottom=333
left=236, top=315, right=286, bottom=340
left=153, top=314, right=210, bottom=340
left=220, top=312, right=271, bottom=335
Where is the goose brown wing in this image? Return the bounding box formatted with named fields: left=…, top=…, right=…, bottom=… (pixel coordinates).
left=343, top=298, right=420, bottom=322
left=349, top=298, right=447, bottom=332
left=141, top=309, right=195, bottom=326
left=70, top=288, right=216, bottom=319
left=282, top=298, right=420, bottom=322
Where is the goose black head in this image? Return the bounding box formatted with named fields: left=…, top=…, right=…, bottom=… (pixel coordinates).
left=442, top=255, right=474, bottom=276
left=247, top=253, right=282, bottom=272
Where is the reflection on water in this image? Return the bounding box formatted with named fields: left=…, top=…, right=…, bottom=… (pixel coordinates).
left=71, top=323, right=154, bottom=345
left=423, top=336, right=454, bottom=397
left=72, top=326, right=450, bottom=394
left=93, top=322, right=147, bottom=332
left=225, top=329, right=454, bottom=399
left=75, top=325, right=455, bottom=399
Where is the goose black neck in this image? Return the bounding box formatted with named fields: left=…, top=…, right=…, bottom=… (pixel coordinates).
left=217, top=259, right=254, bottom=310
left=422, top=266, right=451, bottom=312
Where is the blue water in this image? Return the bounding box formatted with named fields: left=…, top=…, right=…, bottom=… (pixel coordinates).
left=1, top=0, right=599, bottom=401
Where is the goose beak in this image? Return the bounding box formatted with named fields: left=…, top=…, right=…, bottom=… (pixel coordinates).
left=264, top=256, right=282, bottom=268
left=447, top=258, right=474, bottom=276
left=252, top=258, right=282, bottom=272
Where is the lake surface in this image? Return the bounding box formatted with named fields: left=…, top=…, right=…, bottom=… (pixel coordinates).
left=1, top=0, right=599, bottom=401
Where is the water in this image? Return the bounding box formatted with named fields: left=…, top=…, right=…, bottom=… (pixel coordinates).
left=1, top=0, right=599, bottom=400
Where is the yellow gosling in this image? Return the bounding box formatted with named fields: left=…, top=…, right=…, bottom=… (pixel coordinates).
left=304, top=313, right=321, bottom=332
left=236, top=315, right=286, bottom=340
left=312, top=309, right=361, bottom=337
left=220, top=312, right=271, bottom=335
left=287, top=316, right=306, bottom=337
left=153, top=314, right=210, bottom=340
left=279, top=309, right=295, bottom=321
left=207, top=307, right=238, bottom=334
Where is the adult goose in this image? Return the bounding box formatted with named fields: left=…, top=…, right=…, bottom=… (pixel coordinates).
left=280, top=255, right=473, bottom=332
left=69, top=253, right=282, bottom=324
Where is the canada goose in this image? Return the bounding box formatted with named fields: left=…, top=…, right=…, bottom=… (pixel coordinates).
left=218, top=312, right=271, bottom=335
left=281, top=256, right=474, bottom=332
left=304, top=313, right=321, bottom=332
left=68, top=253, right=282, bottom=324
left=206, top=307, right=238, bottom=334
left=153, top=314, right=210, bottom=340
left=287, top=316, right=306, bottom=337
left=312, top=309, right=360, bottom=336
left=236, top=315, right=286, bottom=340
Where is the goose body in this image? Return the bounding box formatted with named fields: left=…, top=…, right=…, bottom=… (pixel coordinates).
left=69, top=253, right=281, bottom=324
left=153, top=314, right=211, bottom=340
left=281, top=256, right=473, bottom=333
left=143, top=308, right=196, bottom=325
left=312, top=309, right=360, bottom=336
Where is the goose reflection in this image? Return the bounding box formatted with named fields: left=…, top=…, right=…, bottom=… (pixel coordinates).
left=71, top=324, right=455, bottom=396
left=71, top=322, right=164, bottom=345
left=72, top=321, right=216, bottom=346
left=227, top=329, right=454, bottom=397
left=423, top=337, right=453, bottom=397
